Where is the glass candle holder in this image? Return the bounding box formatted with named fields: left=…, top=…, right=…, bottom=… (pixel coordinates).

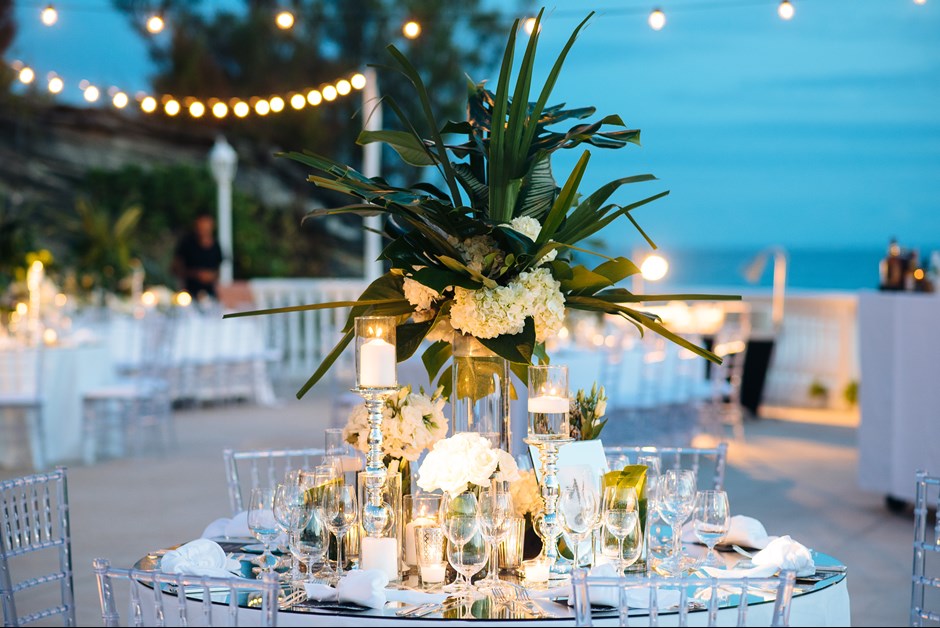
left=355, top=316, right=397, bottom=389
left=404, top=493, right=442, bottom=569
left=527, top=364, right=570, bottom=441
left=415, top=524, right=447, bottom=586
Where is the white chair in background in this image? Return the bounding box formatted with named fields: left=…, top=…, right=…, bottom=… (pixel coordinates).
left=0, top=467, right=75, bottom=627
left=604, top=443, right=729, bottom=490
left=571, top=570, right=796, bottom=626
left=0, top=347, right=45, bottom=470
left=911, top=470, right=940, bottom=626
left=92, top=558, right=279, bottom=627
left=223, top=447, right=325, bottom=515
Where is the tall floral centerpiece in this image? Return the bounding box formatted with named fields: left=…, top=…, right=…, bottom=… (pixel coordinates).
left=227, top=8, right=735, bottom=406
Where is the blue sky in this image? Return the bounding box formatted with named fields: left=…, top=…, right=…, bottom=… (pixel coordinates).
left=9, top=0, right=940, bottom=250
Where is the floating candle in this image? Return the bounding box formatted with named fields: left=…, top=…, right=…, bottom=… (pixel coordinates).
left=527, top=394, right=569, bottom=414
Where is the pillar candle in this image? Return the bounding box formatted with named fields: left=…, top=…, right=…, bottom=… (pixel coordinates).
left=360, top=536, right=399, bottom=581
left=359, top=338, right=396, bottom=387
left=527, top=395, right=569, bottom=413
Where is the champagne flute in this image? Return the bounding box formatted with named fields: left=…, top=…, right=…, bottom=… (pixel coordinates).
left=319, top=484, right=358, bottom=579
left=602, top=485, right=639, bottom=574
left=656, top=469, right=696, bottom=576
left=274, top=482, right=312, bottom=582
left=692, top=490, right=730, bottom=568
left=559, top=479, right=600, bottom=570
left=247, top=487, right=279, bottom=573
left=477, top=482, right=514, bottom=589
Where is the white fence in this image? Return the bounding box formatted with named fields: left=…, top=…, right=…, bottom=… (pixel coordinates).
left=249, top=279, right=860, bottom=410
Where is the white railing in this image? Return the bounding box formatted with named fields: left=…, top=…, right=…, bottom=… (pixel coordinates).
left=248, top=278, right=368, bottom=380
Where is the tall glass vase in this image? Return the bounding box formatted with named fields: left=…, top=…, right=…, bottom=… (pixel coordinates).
left=452, top=334, right=511, bottom=451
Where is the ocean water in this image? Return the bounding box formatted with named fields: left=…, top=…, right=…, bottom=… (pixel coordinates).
left=648, top=247, right=940, bottom=292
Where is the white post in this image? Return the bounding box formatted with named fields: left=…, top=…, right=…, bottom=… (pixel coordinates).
left=209, top=136, right=238, bottom=285
left=771, top=248, right=788, bottom=332
left=361, top=68, right=383, bottom=282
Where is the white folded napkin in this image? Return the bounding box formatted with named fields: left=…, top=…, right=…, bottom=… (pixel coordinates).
left=160, top=539, right=242, bottom=578
left=304, top=570, right=447, bottom=609
left=531, top=564, right=681, bottom=609
left=202, top=511, right=253, bottom=539
left=682, top=515, right=773, bottom=550
left=702, top=535, right=815, bottom=579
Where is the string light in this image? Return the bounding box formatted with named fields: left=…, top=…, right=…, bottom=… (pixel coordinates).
left=336, top=79, right=351, bottom=96
left=269, top=95, right=285, bottom=112
left=913, top=0, right=926, bottom=4
left=402, top=20, right=421, bottom=39
left=307, top=89, right=322, bottom=105
left=351, top=73, right=367, bottom=90
left=275, top=10, right=294, bottom=29
left=41, top=4, right=58, bottom=26
left=322, top=85, right=337, bottom=101
left=112, top=91, right=128, bottom=108
left=47, top=74, right=63, bottom=93
left=164, top=99, right=180, bottom=116
left=290, top=93, right=306, bottom=109
left=189, top=101, right=205, bottom=117
left=233, top=101, right=250, bottom=117
left=777, top=0, right=795, bottom=20
left=523, top=17, right=539, bottom=35
left=83, top=85, right=99, bottom=102
left=141, top=96, right=157, bottom=113
left=254, top=99, right=270, bottom=115
left=146, top=14, right=164, bottom=34
left=212, top=101, right=228, bottom=118
left=18, top=67, right=35, bottom=84
left=648, top=8, right=666, bottom=31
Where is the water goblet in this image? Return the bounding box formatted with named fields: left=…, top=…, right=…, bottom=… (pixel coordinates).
left=247, top=488, right=279, bottom=573
left=319, top=483, right=358, bottom=580
left=477, top=481, right=514, bottom=589
left=656, top=469, right=697, bottom=576
left=559, top=479, right=600, bottom=570
left=446, top=528, right=488, bottom=598
left=602, top=485, right=638, bottom=574
left=692, top=489, right=730, bottom=568
left=274, top=482, right=312, bottom=582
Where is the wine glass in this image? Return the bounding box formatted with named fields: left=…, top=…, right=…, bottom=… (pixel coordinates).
left=692, top=490, right=730, bottom=568
left=440, top=492, right=480, bottom=592
left=319, top=484, right=358, bottom=580
left=656, top=469, right=697, bottom=575
left=558, top=478, right=600, bottom=570
left=476, top=482, right=514, bottom=589
left=446, top=528, right=488, bottom=598
left=602, top=485, right=640, bottom=574
left=300, top=466, right=339, bottom=573
left=274, top=482, right=312, bottom=582
left=247, top=488, right=279, bottom=573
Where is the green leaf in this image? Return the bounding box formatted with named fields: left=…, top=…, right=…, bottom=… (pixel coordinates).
left=538, top=150, right=591, bottom=245
left=477, top=318, right=535, bottom=364
left=453, top=163, right=489, bottom=212
left=421, top=340, right=453, bottom=383
left=296, top=329, right=353, bottom=399
left=437, top=364, right=454, bottom=401
left=560, top=265, right=615, bottom=296
left=438, top=256, right=497, bottom=289
left=397, top=320, right=434, bottom=362
left=222, top=297, right=404, bottom=320
left=592, top=257, right=641, bottom=284
left=509, top=361, right=529, bottom=385
left=358, top=130, right=437, bottom=167
left=516, top=154, right=557, bottom=219
left=411, top=266, right=481, bottom=292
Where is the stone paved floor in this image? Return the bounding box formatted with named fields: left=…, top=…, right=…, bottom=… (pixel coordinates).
left=0, top=390, right=912, bottom=626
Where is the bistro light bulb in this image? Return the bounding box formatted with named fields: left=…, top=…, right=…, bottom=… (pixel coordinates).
left=255, top=99, right=270, bottom=115
left=189, top=101, right=205, bottom=117
left=402, top=20, right=421, bottom=39
left=83, top=85, right=100, bottom=102
left=112, top=91, right=129, bottom=108
left=778, top=0, right=795, bottom=20
left=336, top=79, right=351, bottom=95
left=307, top=89, right=322, bottom=105
left=351, top=73, right=367, bottom=90
left=141, top=96, right=157, bottom=113
left=41, top=5, right=58, bottom=26
left=212, top=101, right=228, bottom=118
left=523, top=17, right=539, bottom=35
left=47, top=75, right=63, bottom=93
left=233, top=101, right=250, bottom=117
left=146, top=14, right=164, bottom=34
left=18, top=67, right=35, bottom=84
left=322, top=85, right=337, bottom=101
left=648, top=9, right=666, bottom=31
left=290, top=93, right=306, bottom=109
left=164, top=99, right=180, bottom=116
left=269, top=96, right=285, bottom=112
left=275, top=10, right=294, bottom=29
left=641, top=254, right=669, bottom=281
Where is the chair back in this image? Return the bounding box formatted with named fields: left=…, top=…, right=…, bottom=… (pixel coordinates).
left=0, top=467, right=74, bottom=627
left=604, top=443, right=729, bottom=490
left=92, top=558, right=279, bottom=627
left=571, top=570, right=796, bottom=627
left=912, top=470, right=940, bottom=626
left=223, top=447, right=325, bottom=515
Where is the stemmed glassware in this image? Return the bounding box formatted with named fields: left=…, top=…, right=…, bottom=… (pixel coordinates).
left=656, top=469, right=697, bottom=576
left=602, top=485, right=642, bottom=574
left=558, top=478, right=600, bottom=570
left=273, top=482, right=313, bottom=582
left=247, top=488, right=279, bottom=573
left=440, top=492, right=480, bottom=593
left=445, top=529, right=488, bottom=598
left=476, top=482, right=514, bottom=589
left=692, top=489, right=731, bottom=568
left=318, top=484, right=358, bottom=580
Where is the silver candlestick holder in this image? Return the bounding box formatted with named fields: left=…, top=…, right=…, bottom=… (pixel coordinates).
left=525, top=364, right=572, bottom=574
left=353, top=316, right=399, bottom=537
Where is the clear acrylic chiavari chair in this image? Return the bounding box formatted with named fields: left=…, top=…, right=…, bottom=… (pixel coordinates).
left=0, top=346, right=46, bottom=470
left=0, top=467, right=75, bottom=627
left=571, top=570, right=796, bottom=627
left=604, top=443, right=729, bottom=490
left=92, top=558, right=279, bottom=627
left=912, top=470, right=940, bottom=626
left=223, top=447, right=325, bottom=515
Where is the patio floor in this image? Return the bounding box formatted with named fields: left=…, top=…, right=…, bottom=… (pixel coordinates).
left=1, top=391, right=911, bottom=626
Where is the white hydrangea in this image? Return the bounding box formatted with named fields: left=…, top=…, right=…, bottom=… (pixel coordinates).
left=343, top=386, right=449, bottom=462
left=447, top=234, right=504, bottom=274
left=402, top=277, right=440, bottom=312
left=517, top=267, right=566, bottom=342
left=416, top=432, right=520, bottom=495
left=506, top=216, right=557, bottom=264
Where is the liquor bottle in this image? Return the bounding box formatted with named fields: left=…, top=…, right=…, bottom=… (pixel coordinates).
left=880, top=238, right=904, bottom=291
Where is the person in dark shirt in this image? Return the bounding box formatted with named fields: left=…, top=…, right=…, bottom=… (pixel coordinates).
left=172, top=213, right=223, bottom=299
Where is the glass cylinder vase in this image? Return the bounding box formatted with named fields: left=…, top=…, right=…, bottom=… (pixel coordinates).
left=356, top=469, right=403, bottom=581
left=452, top=334, right=511, bottom=451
